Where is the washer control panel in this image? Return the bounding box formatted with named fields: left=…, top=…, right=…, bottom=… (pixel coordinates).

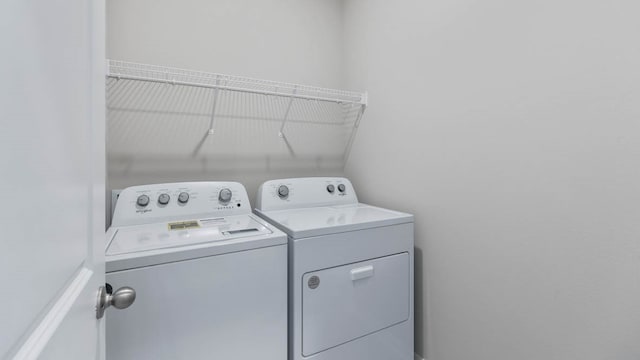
left=255, top=177, right=358, bottom=211
left=112, top=182, right=251, bottom=227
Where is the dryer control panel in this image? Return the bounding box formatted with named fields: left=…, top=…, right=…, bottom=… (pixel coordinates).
left=255, top=177, right=358, bottom=211
left=112, top=182, right=251, bottom=227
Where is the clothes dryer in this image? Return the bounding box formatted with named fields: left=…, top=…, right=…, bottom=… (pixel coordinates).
left=106, top=181, right=287, bottom=360
left=255, top=177, right=414, bottom=360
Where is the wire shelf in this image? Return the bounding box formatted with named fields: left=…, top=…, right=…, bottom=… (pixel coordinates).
left=106, top=60, right=366, bottom=164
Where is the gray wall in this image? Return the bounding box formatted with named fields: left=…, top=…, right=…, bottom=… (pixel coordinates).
left=106, top=0, right=346, bottom=218
left=342, top=0, right=640, bottom=359
left=107, top=0, right=345, bottom=87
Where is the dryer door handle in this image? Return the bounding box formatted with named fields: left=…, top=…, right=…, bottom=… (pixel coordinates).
left=350, top=265, right=374, bottom=281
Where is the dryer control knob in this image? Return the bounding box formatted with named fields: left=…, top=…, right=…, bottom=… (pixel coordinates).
left=219, top=188, right=232, bottom=203
left=136, top=195, right=150, bottom=207
left=178, top=192, right=190, bottom=204
left=327, top=184, right=335, bottom=193
left=338, top=184, right=346, bottom=193
left=157, top=193, right=170, bottom=205
left=278, top=185, right=289, bottom=198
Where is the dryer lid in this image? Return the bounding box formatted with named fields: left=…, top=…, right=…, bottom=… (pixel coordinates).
left=255, top=203, right=413, bottom=238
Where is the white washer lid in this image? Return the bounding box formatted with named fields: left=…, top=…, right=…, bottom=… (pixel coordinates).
left=255, top=203, right=413, bottom=238
left=105, top=214, right=286, bottom=272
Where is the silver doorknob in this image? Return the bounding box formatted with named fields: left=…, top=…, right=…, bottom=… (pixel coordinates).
left=96, top=284, right=136, bottom=319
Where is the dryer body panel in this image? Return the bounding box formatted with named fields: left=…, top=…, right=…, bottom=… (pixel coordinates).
left=302, top=252, right=410, bottom=356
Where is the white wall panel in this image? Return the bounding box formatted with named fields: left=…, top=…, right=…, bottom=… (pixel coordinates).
left=343, top=1, right=640, bottom=359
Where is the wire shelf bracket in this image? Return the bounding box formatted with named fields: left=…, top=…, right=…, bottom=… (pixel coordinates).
left=278, top=86, right=297, bottom=138
left=208, top=75, right=222, bottom=135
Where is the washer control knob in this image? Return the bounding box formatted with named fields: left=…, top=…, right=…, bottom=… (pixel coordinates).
left=277, top=185, right=289, bottom=198
left=136, top=195, right=150, bottom=207
left=219, top=188, right=232, bottom=203
left=327, top=184, right=335, bottom=193
left=338, top=184, right=346, bottom=193
left=157, top=193, right=170, bottom=205
left=178, top=192, right=190, bottom=204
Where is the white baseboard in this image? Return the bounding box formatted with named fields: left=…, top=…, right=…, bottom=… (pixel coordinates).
left=415, top=354, right=424, bottom=360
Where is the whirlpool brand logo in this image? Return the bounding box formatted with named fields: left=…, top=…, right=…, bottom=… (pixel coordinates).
left=136, top=209, right=152, bottom=214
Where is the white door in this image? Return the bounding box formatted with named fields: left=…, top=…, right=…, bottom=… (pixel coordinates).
left=0, top=0, right=107, bottom=359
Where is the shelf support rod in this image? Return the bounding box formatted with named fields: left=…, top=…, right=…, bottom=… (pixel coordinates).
left=278, top=86, right=297, bottom=157
left=192, top=76, right=221, bottom=158
left=208, top=76, right=221, bottom=135
left=278, top=86, right=297, bottom=138
left=342, top=104, right=365, bottom=165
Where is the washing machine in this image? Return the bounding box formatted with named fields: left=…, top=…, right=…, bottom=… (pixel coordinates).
left=105, top=181, right=287, bottom=360
left=254, top=177, right=414, bottom=360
